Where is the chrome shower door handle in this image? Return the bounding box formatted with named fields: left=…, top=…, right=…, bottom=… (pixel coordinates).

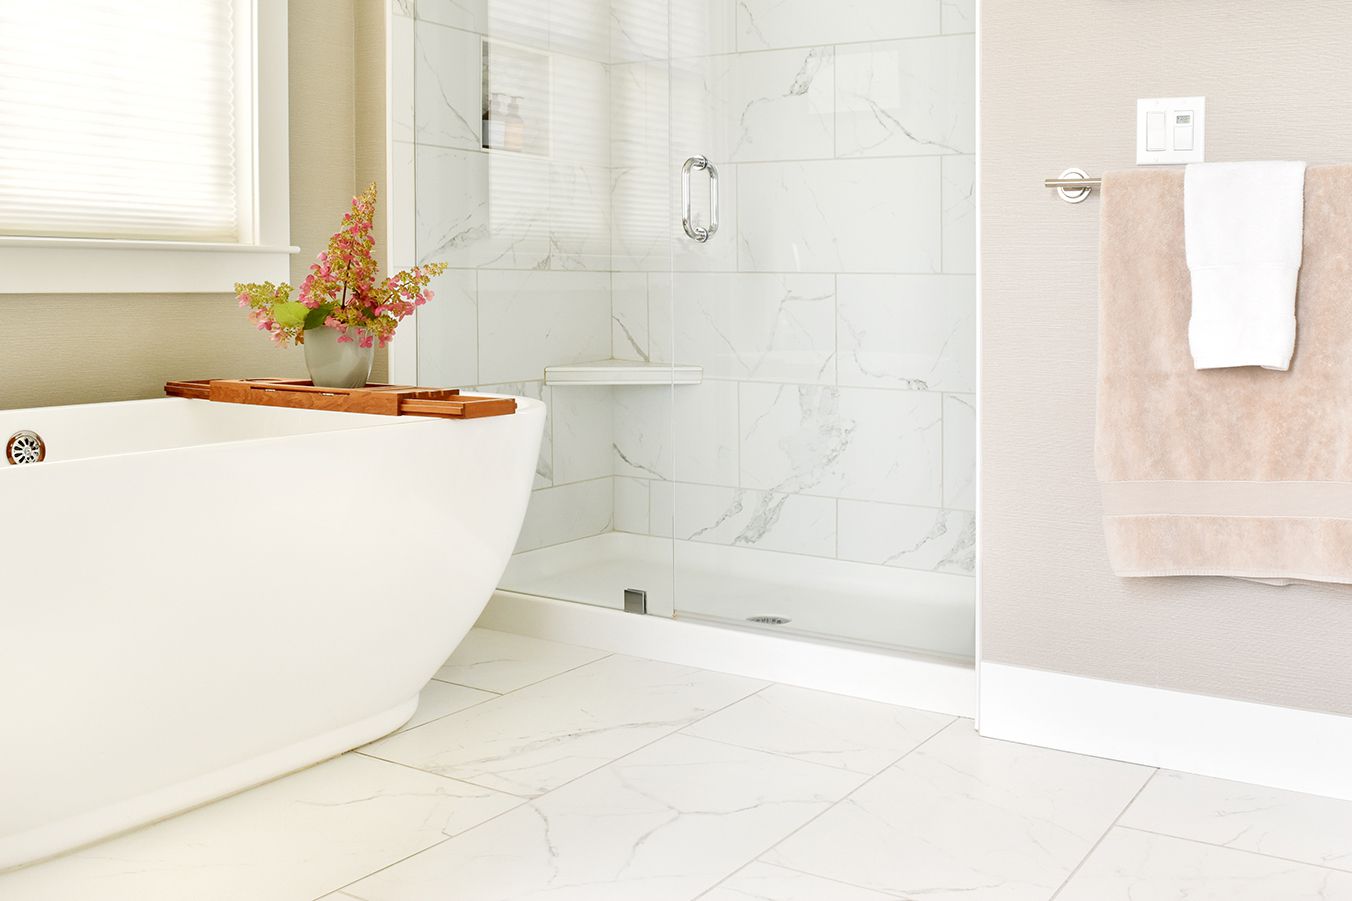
left=681, top=155, right=719, bottom=243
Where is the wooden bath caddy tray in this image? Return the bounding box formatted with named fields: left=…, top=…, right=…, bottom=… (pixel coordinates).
left=164, top=379, right=517, bottom=419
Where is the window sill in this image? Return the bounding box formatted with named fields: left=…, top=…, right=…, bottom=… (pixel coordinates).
left=0, top=237, right=298, bottom=295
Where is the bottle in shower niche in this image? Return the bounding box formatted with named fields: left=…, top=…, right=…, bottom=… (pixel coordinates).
left=504, top=97, right=525, bottom=152
left=482, top=93, right=507, bottom=150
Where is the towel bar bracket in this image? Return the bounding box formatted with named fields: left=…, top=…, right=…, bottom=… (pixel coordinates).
left=1048, top=167, right=1097, bottom=204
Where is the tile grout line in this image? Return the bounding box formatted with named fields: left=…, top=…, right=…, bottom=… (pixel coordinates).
left=1114, top=823, right=1352, bottom=877
left=328, top=662, right=766, bottom=899
left=1047, top=768, right=1160, bottom=900
left=702, top=717, right=965, bottom=900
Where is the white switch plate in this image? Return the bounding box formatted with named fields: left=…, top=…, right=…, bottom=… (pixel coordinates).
left=1136, top=96, right=1205, bottom=165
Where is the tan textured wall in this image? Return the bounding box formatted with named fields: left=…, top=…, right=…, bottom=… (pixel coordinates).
left=982, top=1, right=1352, bottom=715
left=0, top=0, right=386, bottom=410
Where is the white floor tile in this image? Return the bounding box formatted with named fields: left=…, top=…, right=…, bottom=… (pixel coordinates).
left=344, top=734, right=864, bottom=901
left=763, top=721, right=1152, bottom=900
left=0, top=754, right=521, bottom=901
left=432, top=627, right=608, bottom=693
left=394, top=680, right=496, bottom=733
left=683, top=683, right=953, bottom=775
left=365, top=656, right=767, bottom=797
left=702, top=862, right=898, bottom=900
left=1119, top=770, right=1352, bottom=873
left=1056, top=828, right=1352, bottom=901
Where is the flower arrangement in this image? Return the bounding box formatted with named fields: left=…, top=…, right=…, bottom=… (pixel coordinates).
left=235, top=183, right=447, bottom=350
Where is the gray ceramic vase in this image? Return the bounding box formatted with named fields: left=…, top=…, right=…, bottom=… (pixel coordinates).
left=303, top=327, right=374, bottom=388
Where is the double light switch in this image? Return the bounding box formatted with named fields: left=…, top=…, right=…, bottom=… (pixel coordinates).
left=1137, top=97, right=1205, bottom=164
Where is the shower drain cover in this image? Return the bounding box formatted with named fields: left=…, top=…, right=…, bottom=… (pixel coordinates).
left=5, top=430, right=45, bottom=465
left=746, top=615, right=791, bottom=625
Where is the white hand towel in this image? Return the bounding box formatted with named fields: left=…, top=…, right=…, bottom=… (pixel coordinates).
left=1184, top=160, right=1307, bottom=370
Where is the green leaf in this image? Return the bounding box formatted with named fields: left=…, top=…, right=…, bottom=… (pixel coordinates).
left=303, top=302, right=337, bottom=331
left=272, top=301, right=310, bottom=329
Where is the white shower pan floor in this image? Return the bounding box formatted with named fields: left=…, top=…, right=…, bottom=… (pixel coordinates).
left=500, top=531, right=975, bottom=662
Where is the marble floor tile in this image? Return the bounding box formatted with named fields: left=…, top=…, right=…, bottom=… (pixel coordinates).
left=0, top=754, right=521, bottom=901
left=343, top=734, right=863, bottom=901
left=702, top=862, right=899, bottom=901
left=1118, top=769, right=1352, bottom=872
left=433, top=627, right=609, bottom=693
left=395, top=679, right=496, bottom=733
left=763, top=721, right=1152, bottom=899
left=683, top=683, right=953, bottom=775
left=364, top=655, right=767, bottom=797
left=1056, top=828, right=1352, bottom=901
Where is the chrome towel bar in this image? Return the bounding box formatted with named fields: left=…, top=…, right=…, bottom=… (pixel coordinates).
left=1045, top=167, right=1102, bottom=203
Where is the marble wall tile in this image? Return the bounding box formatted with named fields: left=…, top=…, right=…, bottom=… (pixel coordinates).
left=942, top=0, right=975, bottom=33
left=347, top=733, right=858, bottom=901
left=943, top=393, right=975, bottom=509
left=514, top=477, right=613, bottom=552
left=391, top=14, right=415, bottom=143
left=837, top=500, right=974, bottom=573
left=837, top=274, right=975, bottom=392
left=550, top=53, right=611, bottom=166
left=550, top=386, right=615, bottom=484
left=548, top=162, right=612, bottom=269
left=487, top=0, right=550, bottom=52
left=671, top=482, right=836, bottom=556
left=476, top=269, right=610, bottom=383
left=415, top=268, right=478, bottom=387
left=669, top=0, right=738, bottom=59
left=613, top=476, right=650, bottom=533
left=389, top=141, right=416, bottom=269
left=651, top=272, right=836, bottom=383
left=649, top=478, right=675, bottom=537
left=610, top=0, right=668, bottom=62
left=737, top=0, right=941, bottom=51
left=476, top=380, right=552, bottom=487
left=836, top=36, right=975, bottom=158
left=415, top=0, right=486, bottom=33
left=738, top=157, right=942, bottom=273
left=942, top=154, right=976, bottom=273
left=415, top=146, right=550, bottom=269
left=612, top=380, right=739, bottom=485
left=611, top=272, right=649, bottom=360
left=609, top=61, right=671, bottom=270
left=414, top=20, right=482, bottom=150
left=548, top=0, right=609, bottom=62
left=727, top=46, right=835, bottom=163
left=740, top=384, right=943, bottom=506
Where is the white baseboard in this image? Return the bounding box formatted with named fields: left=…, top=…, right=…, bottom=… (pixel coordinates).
left=980, top=661, right=1352, bottom=800
left=479, top=591, right=976, bottom=718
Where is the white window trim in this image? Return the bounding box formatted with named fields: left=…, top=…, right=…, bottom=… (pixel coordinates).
left=0, top=0, right=295, bottom=295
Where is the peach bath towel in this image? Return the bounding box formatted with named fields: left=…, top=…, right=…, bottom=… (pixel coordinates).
left=1097, top=165, right=1352, bottom=583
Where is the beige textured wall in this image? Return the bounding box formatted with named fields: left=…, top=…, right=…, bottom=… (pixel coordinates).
left=982, top=1, right=1352, bottom=715
left=0, top=0, right=386, bottom=411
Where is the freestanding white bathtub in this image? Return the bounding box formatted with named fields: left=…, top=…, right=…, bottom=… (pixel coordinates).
left=0, top=395, right=544, bottom=871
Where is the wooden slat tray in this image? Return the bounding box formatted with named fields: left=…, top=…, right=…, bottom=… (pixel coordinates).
left=164, top=379, right=517, bottom=419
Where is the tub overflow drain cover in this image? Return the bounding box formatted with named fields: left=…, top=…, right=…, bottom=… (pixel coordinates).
left=6, top=430, right=45, bottom=465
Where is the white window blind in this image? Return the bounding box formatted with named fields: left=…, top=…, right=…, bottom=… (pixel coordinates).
left=0, top=0, right=244, bottom=243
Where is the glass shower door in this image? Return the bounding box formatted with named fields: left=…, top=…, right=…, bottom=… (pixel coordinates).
left=664, top=3, right=978, bottom=659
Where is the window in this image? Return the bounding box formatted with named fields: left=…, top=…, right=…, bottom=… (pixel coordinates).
left=0, top=0, right=292, bottom=293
